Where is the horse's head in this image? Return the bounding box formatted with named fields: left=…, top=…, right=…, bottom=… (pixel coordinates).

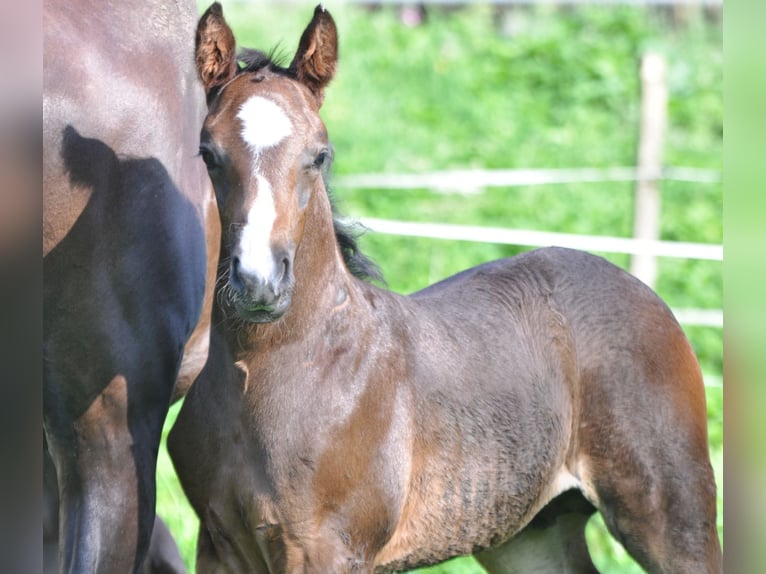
left=196, top=3, right=337, bottom=323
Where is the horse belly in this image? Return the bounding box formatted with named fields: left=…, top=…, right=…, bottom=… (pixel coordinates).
left=376, top=406, right=570, bottom=571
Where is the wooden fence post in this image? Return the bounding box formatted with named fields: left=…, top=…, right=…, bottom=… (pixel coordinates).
left=631, top=52, right=667, bottom=288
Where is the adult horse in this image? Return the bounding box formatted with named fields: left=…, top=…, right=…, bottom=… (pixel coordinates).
left=170, top=4, right=721, bottom=572
left=43, top=0, right=219, bottom=571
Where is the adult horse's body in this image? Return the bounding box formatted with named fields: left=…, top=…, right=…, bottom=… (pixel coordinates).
left=170, top=4, right=721, bottom=572
left=43, top=0, right=219, bottom=571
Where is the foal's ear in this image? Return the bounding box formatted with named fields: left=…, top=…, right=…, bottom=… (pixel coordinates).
left=196, top=2, right=237, bottom=96
left=289, top=5, right=338, bottom=106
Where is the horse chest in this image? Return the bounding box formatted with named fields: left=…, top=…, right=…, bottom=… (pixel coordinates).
left=203, top=350, right=412, bottom=564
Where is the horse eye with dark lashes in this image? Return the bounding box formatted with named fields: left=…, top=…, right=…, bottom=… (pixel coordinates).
left=199, top=145, right=220, bottom=170
left=313, top=150, right=330, bottom=169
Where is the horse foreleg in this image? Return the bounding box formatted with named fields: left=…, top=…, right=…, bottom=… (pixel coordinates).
left=281, top=532, right=375, bottom=574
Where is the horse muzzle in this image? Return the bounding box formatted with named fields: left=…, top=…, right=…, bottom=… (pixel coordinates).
left=229, top=253, right=294, bottom=322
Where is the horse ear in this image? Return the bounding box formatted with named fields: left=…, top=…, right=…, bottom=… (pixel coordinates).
left=196, top=2, right=237, bottom=96
left=289, top=5, right=338, bottom=106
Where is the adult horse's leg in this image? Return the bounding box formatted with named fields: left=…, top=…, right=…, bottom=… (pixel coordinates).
left=476, top=491, right=599, bottom=574
left=45, top=405, right=187, bottom=574
left=45, top=373, right=171, bottom=573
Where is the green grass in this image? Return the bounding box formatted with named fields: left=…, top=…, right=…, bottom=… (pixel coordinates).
left=159, top=3, right=722, bottom=571
left=157, top=403, right=199, bottom=572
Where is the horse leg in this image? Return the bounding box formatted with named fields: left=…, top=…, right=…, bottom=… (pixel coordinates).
left=43, top=438, right=60, bottom=574
left=195, top=526, right=227, bottom=574
left=46, top=435, right=183, bottom=574
left=577, top=366, right=722, bottom=573
left=195, top=523, right=273, bottom=574
left=140, top=517, right=186, bottom=574
left=475, top=490, right=599, bottom=574
left=581, top=451, right=721, bottom=573
left=45, top=374, right=167, bottom=573
left=281, top=533, right=374, bottom=574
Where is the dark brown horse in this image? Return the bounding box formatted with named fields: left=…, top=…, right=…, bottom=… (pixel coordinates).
left=169, top=4, right=721, bottom=572
left=43, top=0, right=219, bottom=571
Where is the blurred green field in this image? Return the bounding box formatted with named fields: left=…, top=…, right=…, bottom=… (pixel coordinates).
left=158, top=2, right=722, bottom=572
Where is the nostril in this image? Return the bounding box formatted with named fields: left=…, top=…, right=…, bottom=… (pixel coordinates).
left=280, top=257, right=290, bottom=283
left=230, top=256, right=244, bottom=289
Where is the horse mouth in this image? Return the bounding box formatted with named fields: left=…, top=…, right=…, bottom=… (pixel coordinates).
left=231, top=296, right=290, bottom=323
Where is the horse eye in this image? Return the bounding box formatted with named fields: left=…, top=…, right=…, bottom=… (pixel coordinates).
left=313, top=149, right=331, bottom=170
left=199, top=145, right=220, bottom=171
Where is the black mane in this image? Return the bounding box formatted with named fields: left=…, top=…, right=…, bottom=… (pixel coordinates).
left=328, top=180, right=384, bottom=284
left=238, top=48, right=292, bottom=77
left=331, top=207, right=385, bottom=285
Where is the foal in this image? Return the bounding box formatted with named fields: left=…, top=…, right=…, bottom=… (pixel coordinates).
left=170, top=4, right=721, bottom=573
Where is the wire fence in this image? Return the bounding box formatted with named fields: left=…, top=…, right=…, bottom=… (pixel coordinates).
left=335, top=166, right=720, bottom=190
left=334, top=163, right=722, bottom=330
left=334, top=177, right=723, bottom=329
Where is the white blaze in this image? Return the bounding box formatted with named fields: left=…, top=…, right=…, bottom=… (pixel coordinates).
left=237, top=95, right=292, bottom=153
left=238, top=174, right=277, bottom=279
left=235, top=96, right=291, bottom=281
